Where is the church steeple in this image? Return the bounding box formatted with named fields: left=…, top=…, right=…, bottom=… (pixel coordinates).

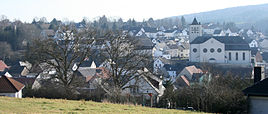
left=191, top=18, right=200, bottom=25
left=189, top=18, right=202, bottom=42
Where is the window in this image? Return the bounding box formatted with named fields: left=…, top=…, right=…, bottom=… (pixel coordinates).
left=210, top=48, right=215, bottom=53
left=193, top=48, right=197, bottom=53
left=203, top=48, right=207, bottom=53
left=243, top=52, right=245, bottom=60
left=236, top=52, right=238, bottom=60
left=217, top=48, right=222, bottom=53
left=229, top=52, right=231, bottom=60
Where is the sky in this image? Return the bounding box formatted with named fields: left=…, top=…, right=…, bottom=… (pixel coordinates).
left=0, top=0, right=268, bottom=22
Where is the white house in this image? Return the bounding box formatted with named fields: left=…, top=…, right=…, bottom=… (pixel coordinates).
left=213, top=30, right=225, bottom=36
left=122, top=68, right=165, bottom=103
left=249, top=39, right=258, bottom=48
left=0, top=75, right=25, bottom=98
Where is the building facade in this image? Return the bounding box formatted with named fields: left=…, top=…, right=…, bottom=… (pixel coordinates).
left=189, top=18, right=251, bottom=65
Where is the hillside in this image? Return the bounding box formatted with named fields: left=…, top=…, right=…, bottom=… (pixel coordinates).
left=170, top=3, right=268, bottom=33
left=0, top=97, right=203, bottom=113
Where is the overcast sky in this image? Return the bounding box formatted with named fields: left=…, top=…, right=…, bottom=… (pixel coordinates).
left=0, top=0, right=268, bottom=22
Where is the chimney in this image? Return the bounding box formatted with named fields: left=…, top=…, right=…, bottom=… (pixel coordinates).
left=254, top=67, right=262, bottom=84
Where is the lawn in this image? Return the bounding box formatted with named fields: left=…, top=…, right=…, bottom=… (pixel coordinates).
left=0, top=97, right=205, bottom=113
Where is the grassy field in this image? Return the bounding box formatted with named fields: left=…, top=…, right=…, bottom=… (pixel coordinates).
left=0, top=97, right=205, bottom=114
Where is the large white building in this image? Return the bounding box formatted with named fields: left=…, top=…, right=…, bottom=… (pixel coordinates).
left=189, top=18, right=251, bottom=65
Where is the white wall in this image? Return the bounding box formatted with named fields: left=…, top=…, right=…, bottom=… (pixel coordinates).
left=190, top=44, right=200, bottom=62
left=225, top=50, right=251, bottom=64
left=0, top=90, right=22, bottom=98
left=154, top=59, right=164, bottom=73
left=190, top=38, right=250, bottom=64
left=199, top=38, right=225, bottom=63
left=249, top=96, right=268, bottom=114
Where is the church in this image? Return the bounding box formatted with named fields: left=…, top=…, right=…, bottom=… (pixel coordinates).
left=189, top=18, right=251, bottom=65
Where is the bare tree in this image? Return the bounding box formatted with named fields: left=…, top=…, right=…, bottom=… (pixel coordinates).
left=97, top=31, right=151, bottom=101
left=0, top=42, right=14, bottom=61
left=25, top=25, right=95, bottom=97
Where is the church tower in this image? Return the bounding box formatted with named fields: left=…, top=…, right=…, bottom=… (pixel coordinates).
left=189, top=18, right=202, bottom=42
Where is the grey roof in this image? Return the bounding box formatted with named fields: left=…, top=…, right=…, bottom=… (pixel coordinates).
left=213, top=30, right=222, bottom=34
left=164, top=30, right=175, bottom=33
left=143, top=27, right=158, bottom=33
left=191, top=18, right=200, bottom=25
left=167, top=44, right=179, bottom=49
left=77, top=67, right=96, bottom=77
left=243, top=78, right=268, bottom=96
left=135, top=38, right=153, bottom=50
left=190, top=36, right=250, bottom=51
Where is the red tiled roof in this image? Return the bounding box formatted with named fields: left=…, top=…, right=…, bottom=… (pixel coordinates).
left=0, top=75, right=25, bottom=93
left=181, top=75, right=190, bottom=86
left=85, top=67, right=110, bottom=82
left=185, top=65, right=203, bottom=75
left=0, top=60, right=9, bottom=72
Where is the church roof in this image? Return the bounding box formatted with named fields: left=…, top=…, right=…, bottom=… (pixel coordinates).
left=191, top=18, right=200, bottom=25
left=190, top=36, right=250, bottom=51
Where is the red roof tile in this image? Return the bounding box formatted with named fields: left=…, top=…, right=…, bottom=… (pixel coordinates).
left=185, top=65, right=203, bottom=75
left=181, top=75, right=190, bottom=86
left=0, top=75, right=25, bottom=93
left=0, top=60, right=9, bottom=72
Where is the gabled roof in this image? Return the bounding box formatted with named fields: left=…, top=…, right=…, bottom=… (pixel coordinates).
left=0, top=75, right=25, bottom=93
left=0, top=60, right=9, bottom=72
left=180, top=75, right=190, bottom=86
left=77, top=67, right=110, bottom=82
left=243, top=78, right=268, bottom=96
left=135, top=38, right=153, bottom=50
left=185, top=65, right=203, bottom=75
left=190, top=36, right=250, bottom=51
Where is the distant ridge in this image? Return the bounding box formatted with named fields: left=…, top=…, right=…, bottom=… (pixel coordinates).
left=168, top=3, right=268, bottom=33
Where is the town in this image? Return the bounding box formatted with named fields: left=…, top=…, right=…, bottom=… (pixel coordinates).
left=1, top=2, right=268, bottom=114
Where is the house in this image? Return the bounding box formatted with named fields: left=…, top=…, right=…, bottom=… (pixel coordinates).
left=166, top=44, right=179, bottom=58
left=243, top=67, right=268, bottom=113
left=174, top=75, right=190, bottom=89
left=40, top=29, right=55, bottom=39
left=76, top=66, right=110, bottom=92
left=176, top=65, right=203, bottom=82
left=260, top=39, right=268, bottom=52
left=163, top=64, right=180, bottom=81
left=203, top=29, right=215, bottom=35
left=122, top=68, right=165, bottom=104
left=135, top=38, right=154, bottom=55
left=178, top=43, right=190, bottom=58
left=249, top=39, right=259, bottom=48
left=0, top=75, right=25, bottom=98
left=213, top=29, right=225, bottom=36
